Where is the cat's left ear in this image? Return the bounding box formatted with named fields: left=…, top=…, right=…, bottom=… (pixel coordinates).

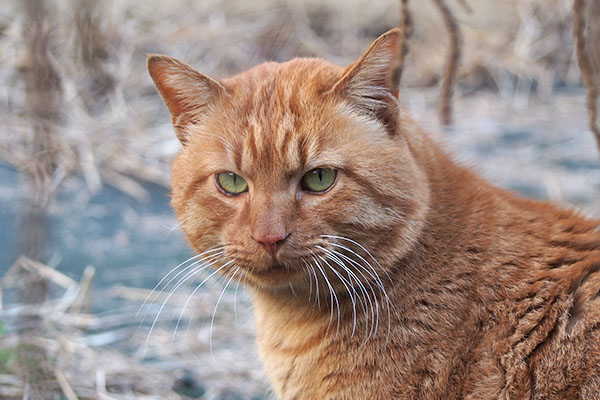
left=330, top=28, right=403, bottom=134
left=147, top=54, right=226, bottom=145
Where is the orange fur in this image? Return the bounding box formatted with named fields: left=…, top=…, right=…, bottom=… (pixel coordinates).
left=148, top=29, right=600, bottom=399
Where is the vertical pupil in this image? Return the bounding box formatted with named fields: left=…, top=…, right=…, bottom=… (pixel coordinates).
left=232, top=174, right=237, bottom=185
left=318, top=169, right=323, bottom=182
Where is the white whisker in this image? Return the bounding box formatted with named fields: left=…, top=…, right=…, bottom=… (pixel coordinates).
left=320, top=235, right=387, bottom=274
left=143, top=254, right=226, bottom=355
left=321, top=236, right=393, bottom=342
left=319, top=246, right=376, bottom=342
left=289, top=281, right=298, bottom=298
left=318, top=254, right=358, bottom=337
left=304, top=260, right=314, bottom=303
left=312, top=255, right=340, bottom=334
left=172, top=259, right=235, bottom=341
left=136, top=246, right=226, bottom=319
left=233, top=269, right=244, bottom=326
left=209, top=267, right=240, bottom=358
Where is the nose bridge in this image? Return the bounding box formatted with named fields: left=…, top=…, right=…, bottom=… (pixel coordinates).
left=250, top=190, right=291, bottom=239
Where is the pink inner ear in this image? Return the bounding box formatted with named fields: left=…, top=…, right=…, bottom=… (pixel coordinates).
left=330, top=29, right=402, bottom=101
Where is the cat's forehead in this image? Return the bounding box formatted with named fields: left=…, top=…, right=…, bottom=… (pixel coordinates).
left=224, top=58, right=341, bottom=98
left=206, top=59, right=348, bottom=180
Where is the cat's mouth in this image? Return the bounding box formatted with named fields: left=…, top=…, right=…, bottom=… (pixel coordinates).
left=251, top=263, right=287, bottom=275
left=248, top=262, right=298, bottom=282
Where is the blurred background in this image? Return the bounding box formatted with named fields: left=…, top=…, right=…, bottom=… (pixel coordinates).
left=0, top=0, right=599, bottom=398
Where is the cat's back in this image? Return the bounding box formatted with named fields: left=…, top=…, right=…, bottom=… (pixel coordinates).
left=466, top=190, right=600, bottom=399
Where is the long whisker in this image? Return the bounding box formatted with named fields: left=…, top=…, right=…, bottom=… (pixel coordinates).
left=143, top=254, right=226, bottom=355
left=327, top=247, right=382, bottom=338
left=136, top=246, right=226, bottom=319
left=317, top=254, right=358, bottom=337
left=304, top=260, right=321, bottom=310
left=319, top=246, right=376, bottom=342
left=209, top=267, right=240, bottom=358
left=309, top=263, right=321, bottom=310
left=172, top=259, right=235, bottom=341
left=320, top=234, right=390, bottom=280
left=184, top=271, right=228, bottom=334
left=312, top=255, right=340, bottom=334
left=304, top=260, right=314, bottom=303
left=327, top=243, right=392, bottom=308
left=327, top=243, right=387, bottom=293
left=289, top=280, right=298, bottom=297
left=322, top=237, right=393, bottom=341
left=233, top=269, right=244, bottom=326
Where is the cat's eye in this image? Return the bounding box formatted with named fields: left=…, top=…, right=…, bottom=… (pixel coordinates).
left=301, top=168, right=337, bottom=193
left=216, top=172, right=248, bottom=195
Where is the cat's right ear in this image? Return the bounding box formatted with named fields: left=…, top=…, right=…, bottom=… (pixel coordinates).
left=329, top=29, right=403, bottom=135
left=147, top=55, right=226, bottom=145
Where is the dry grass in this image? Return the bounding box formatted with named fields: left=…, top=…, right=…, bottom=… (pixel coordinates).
left=573, top=0, right=600, bottom=153
left=0, top=0, right=587, bottom=199
left=1, top=257, right=268, bottom=399
left=0, top=0, right=598, bottom=398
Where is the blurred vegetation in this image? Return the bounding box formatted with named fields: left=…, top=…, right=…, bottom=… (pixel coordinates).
left=0, top=0, right=598, bottom=398
left=0, top=0, right=591, bottom=202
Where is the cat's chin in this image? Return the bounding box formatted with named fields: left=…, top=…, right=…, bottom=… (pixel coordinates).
left=242, top=262, right=303, bottom=290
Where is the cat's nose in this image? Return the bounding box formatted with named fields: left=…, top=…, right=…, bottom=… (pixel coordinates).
left=255, top=232, right=289, bottom=256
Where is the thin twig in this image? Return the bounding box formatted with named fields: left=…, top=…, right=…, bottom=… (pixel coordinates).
left=573, top=0, right=600, bottom=155
left=54, top=369, right=79, bottom=400
left=396, top=0, right=413, bottom=89
left=432, top=0, right=462, bottom=125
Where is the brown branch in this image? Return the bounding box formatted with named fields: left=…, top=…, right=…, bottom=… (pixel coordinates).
left=432, top=0, right=462, bottom=125
left=396, top=0, right=413, bottom=89
left=573, top=0, right=600, bottom=155
left=455, top=0, right=473, bottom=14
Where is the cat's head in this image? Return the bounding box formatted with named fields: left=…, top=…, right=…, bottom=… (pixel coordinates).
left=148, top=29, right=429, bottom=293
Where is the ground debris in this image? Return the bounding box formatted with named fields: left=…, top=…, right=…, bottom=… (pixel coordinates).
left=0, top=257, right=270, bottom=399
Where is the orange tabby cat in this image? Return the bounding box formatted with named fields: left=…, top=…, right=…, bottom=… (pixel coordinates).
left=148, top=28, right=600, bottom=399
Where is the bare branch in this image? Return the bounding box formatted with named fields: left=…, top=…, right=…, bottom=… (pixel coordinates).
left=573, top=0, right=600, bottom=155
left=396, top=0, right=413, bottom=88
left=432, top=0, right=462, bottom=125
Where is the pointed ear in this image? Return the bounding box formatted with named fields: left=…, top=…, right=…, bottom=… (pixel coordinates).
left=147, top=54, right=226, bottom=145
left=330, top=29, right=403, bottom=134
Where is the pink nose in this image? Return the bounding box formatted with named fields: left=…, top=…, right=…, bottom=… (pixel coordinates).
left=255, top=233, right=288, bottom=256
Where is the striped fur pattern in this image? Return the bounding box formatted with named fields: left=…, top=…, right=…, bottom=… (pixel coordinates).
left=148, top=29, right=600, bottom=399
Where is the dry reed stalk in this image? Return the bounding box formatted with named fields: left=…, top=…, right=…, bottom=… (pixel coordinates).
left=74, top=0, right=114, bottom=108
left=397, top=0, right=413, bottom=88
left=22, top=0, right=63, bottom=209
left=455, top=0, right=472, bottom=14
left=0, top=254, right=265, bottom=399
left=573, top=0, right=600, bottom=155
left=432, top=0, right=462, bottom=125
left=17, top=0, right=66, bottom=337
left=54, top=368, right=79, bottom=400
left=69, top=265, right=95, bottom=313
left=17, top=11, right=63, bottom=384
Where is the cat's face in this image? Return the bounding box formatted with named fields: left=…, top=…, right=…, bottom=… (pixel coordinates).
left=149, top=29, right=429, bottom=293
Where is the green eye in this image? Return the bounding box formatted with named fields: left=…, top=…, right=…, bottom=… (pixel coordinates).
left=301, top=168, right=337, bottom=193
left=216, top=172, right=248, bottom=195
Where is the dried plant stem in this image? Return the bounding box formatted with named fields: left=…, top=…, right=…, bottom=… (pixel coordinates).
left=432, top=0, right=462, bottom=125
left=456, top=0, right=472, bottom=14
left=573, top=0, right=600, bottom=155
left=17, top=0, right=63, bottom=392
left=396, top=0, right=413, bottom=89
left=20, top=0, right=63, bottom=309
left=75, top=0, right=114, bottom=107
left=54, top=369, right=79, bottom=400
left=23, top=0, right=62, bottom=208
left=20, top=0, right=63, bottom=263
